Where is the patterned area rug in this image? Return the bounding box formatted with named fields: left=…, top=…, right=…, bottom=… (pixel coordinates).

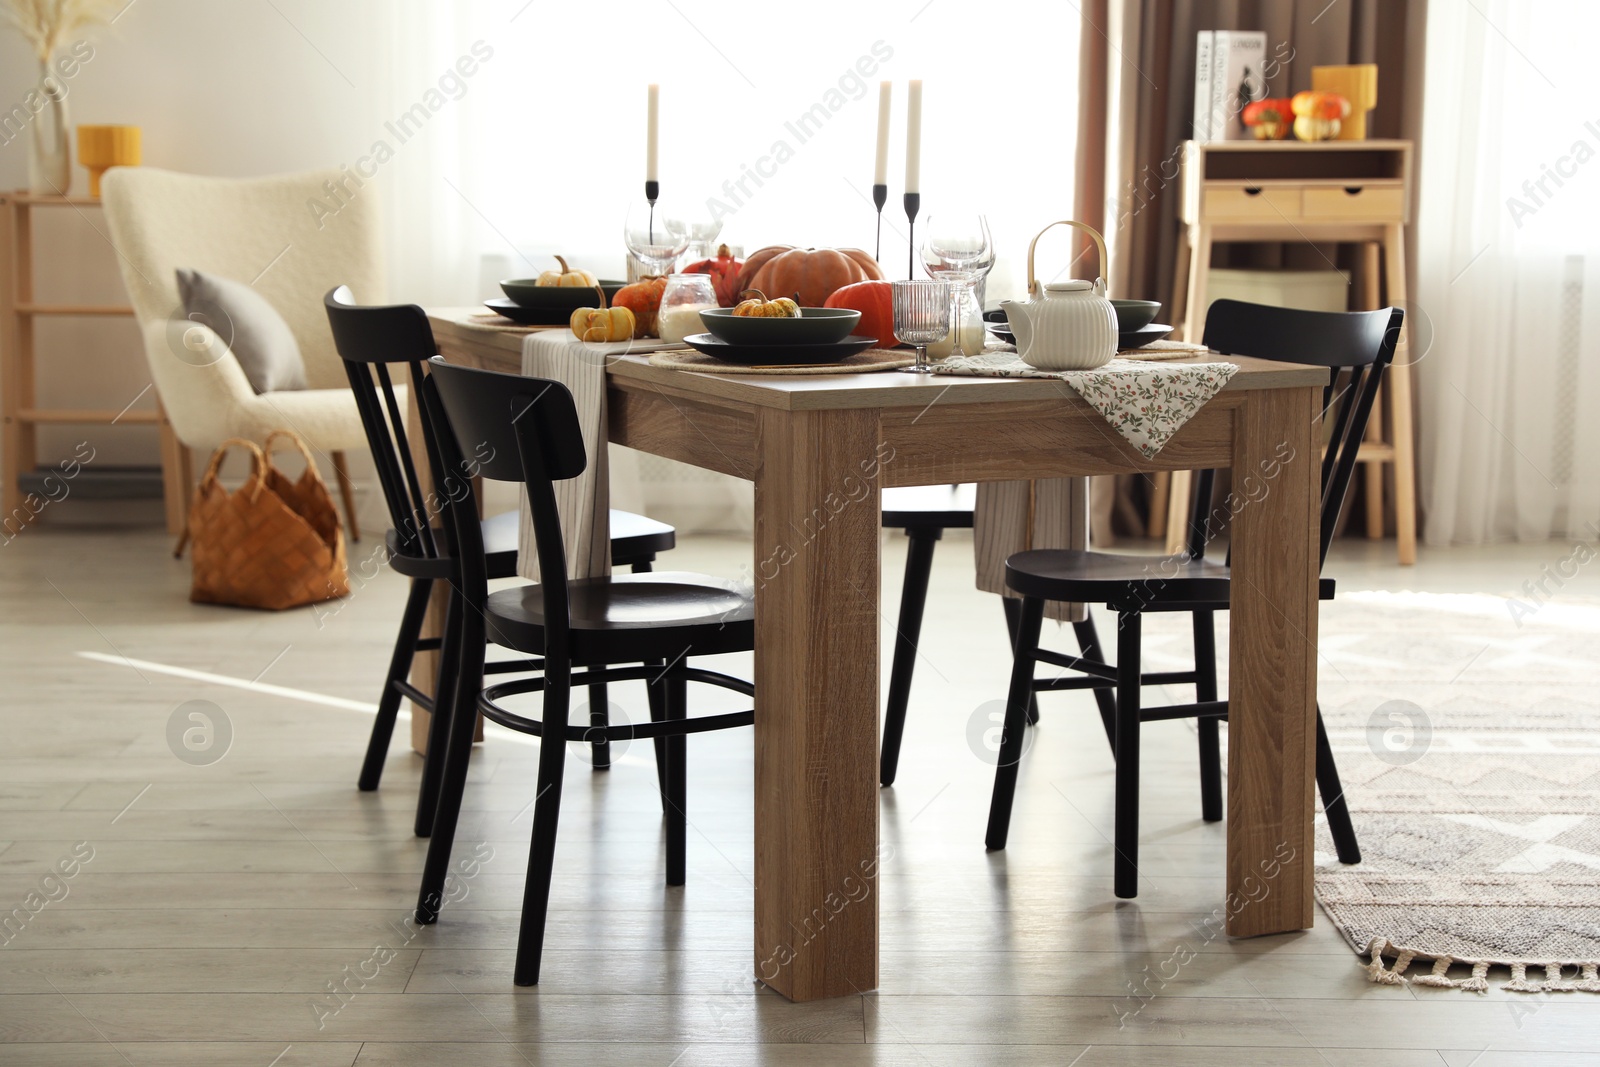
left=1312, top=590, right=1600, bottom=993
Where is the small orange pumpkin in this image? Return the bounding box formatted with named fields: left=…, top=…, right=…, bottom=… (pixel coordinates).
left=824, top=280, right=895, bottom=346
left=732, top=289, right=800, bottom=318
left=610, top=276, right=668, bottom=337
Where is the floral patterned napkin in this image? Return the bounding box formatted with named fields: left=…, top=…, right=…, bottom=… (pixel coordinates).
left=933, top=352, right=1238, bottom=458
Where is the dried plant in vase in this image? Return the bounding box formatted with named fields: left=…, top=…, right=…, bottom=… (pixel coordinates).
left=2, top=0, right=122, bottom=194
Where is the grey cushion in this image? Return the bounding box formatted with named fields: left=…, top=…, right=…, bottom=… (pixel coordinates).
left=176, top=268, right=307, bottom=394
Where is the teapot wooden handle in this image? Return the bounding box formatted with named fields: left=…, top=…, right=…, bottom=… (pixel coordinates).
left=1026, top=220, right=1110, bottom=296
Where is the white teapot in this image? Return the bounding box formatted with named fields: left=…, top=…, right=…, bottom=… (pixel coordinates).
left=1001, top=220, right=1118, bottom=372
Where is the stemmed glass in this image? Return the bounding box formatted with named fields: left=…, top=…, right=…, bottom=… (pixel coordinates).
left=920, top=214, right=995, bottom=355
left=624, top=198, right=690, bottom=276
left=893, top=279, right=953, bottom=374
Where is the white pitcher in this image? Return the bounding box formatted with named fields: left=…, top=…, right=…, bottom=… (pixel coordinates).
left=1001, top=220, right=1118, bottom=371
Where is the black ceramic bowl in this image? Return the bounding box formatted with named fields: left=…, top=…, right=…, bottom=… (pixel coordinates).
left=1111, top=299, right=1162, bottom=332
left=699, top=307, right=862, bottom=346
left=498, top=278, right=604, bottom=312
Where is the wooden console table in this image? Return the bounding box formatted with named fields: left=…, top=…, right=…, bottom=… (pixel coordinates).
left=0, top=192, right=182, bottom=532
left=1163, top=139, right=1417, bottom=565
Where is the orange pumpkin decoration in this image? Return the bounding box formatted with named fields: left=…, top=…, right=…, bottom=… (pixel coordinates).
left=736, top=246, right=885, bottom=307
left=824, top=280, right=895, bottom=347
left=733, top=244, right=796, bottom=296
left=610, top=276, right=668, bottom=337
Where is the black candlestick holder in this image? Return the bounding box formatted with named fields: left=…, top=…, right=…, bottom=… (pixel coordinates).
left=645, top=179, right=659, bottom=243
left=872, top=183, right=887, bottom=262
left=903, top=191, right=921, bottom=278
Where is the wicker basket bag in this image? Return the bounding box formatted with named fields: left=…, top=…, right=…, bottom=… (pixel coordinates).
left=188, top=431, right=349, bottom=610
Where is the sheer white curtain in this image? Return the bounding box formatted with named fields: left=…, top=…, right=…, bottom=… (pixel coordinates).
left=379, top=0, right=1081, bottom=531
left=1417, top=0, right=1600, bottom=545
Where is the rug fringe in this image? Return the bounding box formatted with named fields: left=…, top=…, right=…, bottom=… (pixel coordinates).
left=1364, top=939, right=1414, bottom=985
left=1368, top=951, right=1600, bottom=994
left=1504, top=962, right=1600, bottom=993
left=1412, top=956, right=1490, bottom=993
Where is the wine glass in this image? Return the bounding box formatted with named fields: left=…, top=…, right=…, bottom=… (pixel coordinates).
left=921, top=214, right=995, bottom=355
left=893, top=280, right=952, bottom=374
left=624, top=198, right=690, bottom=276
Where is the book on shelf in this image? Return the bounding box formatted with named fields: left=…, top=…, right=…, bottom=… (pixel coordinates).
left=1193, top=30, right=1266, bottom=142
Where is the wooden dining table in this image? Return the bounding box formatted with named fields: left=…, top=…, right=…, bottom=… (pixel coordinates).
left=422, top=308, right=1327, bottom=1003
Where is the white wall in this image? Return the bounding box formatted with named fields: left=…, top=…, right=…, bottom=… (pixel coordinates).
left=1, top=0, right=1080, bottom=533
left=1, top=1, right=416, bottom=529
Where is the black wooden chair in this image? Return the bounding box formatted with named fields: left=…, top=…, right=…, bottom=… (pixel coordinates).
left=415, top=355, right=755, bottom=986
left=323, top=289, right=676, bottom=831
left=985, top=299, right=1400, bottom=898
left=877, top=486, right=1113, bottom=786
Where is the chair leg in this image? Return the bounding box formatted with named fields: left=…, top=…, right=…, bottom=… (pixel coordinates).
left=1001, top=596, right=1043, bottom=726
left=513, top=665, right=573, bottom=986
left=1114, top=611, right=1142, bottom=899
left=881, top=528, right=940, bottom=787
left=664, top=661, right=688, bottom=886
left=645, top=659, right=668, bottom=812
left=331, top=450, right=360, bottom=542
left=360, top=577, right=433, bottom=791
left=415, top=586, right=466, bottom=838
left=1316, top=707, right=1362, bottom=864
left=1192, top=610, right=1223, bottom=823
left=588, top=680, right=610, bottom=771
left=1072, top=612, right=1118, bottom=752
left=414, top=602, right=487, bottom=925
left=986, top=595, right=1045, bottom=851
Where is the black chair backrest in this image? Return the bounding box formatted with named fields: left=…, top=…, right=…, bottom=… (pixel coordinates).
left=422, top=356, right=588, bottom=649
left=1194, top=299, right=1403, bottom=568
left=323, top=286, right=443, bottom=559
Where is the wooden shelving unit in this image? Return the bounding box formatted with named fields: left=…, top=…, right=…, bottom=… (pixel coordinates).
left=0, top=192, right=181, bottom=533
left=1161, top=139, right=1418, bottom=565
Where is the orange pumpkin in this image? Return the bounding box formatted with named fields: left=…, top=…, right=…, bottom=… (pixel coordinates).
left=733, top=244, right=795, bottom=296
left=824, top=280, right=895, bottom=347
left=610, top=276, right=668, bottom=337
left=739, top=246, right=885, bottom=307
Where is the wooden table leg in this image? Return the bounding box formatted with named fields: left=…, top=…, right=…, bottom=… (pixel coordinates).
left=753, top=406, right=881, bottom=1001
left=1225, top=384, right=1319, bottom=937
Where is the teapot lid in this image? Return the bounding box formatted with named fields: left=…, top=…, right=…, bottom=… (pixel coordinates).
left=1041, top=280, right=1094, bottom=293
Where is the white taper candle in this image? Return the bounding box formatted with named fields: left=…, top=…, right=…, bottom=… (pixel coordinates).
left=905, top=79, right=922, bottom=193
left=646, top=83, right=659, bottom=183
left=874, top=81, right=892, bottom=185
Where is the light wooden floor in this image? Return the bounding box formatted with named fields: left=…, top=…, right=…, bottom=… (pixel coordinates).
left=3, top=524, right=1600, bottom=1065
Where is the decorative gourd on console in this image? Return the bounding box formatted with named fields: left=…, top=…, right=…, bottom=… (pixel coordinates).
left=1291, top=91, right=1351, bottom=141
left=537, top=255, right=600, bottom=288
left=736, top=246, right=884, bottom=307
left=1243, top=98, right=1294, bottom=140
left=610, top=276, right=669, bottom=336
left=569, top=306, right=635, bottom=343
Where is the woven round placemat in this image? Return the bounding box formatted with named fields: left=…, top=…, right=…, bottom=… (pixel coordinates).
left=648, top=348, right=916, bottom=374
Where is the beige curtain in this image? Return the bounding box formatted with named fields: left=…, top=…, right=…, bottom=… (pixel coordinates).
left=1073, top=0, right=1428, bottom=540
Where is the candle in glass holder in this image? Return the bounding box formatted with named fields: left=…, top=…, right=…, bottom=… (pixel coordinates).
left=658, top=274, right=717, bottom=344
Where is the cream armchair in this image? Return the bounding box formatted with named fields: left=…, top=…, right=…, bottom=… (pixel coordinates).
left=102, top=166, right=391, bottom=541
